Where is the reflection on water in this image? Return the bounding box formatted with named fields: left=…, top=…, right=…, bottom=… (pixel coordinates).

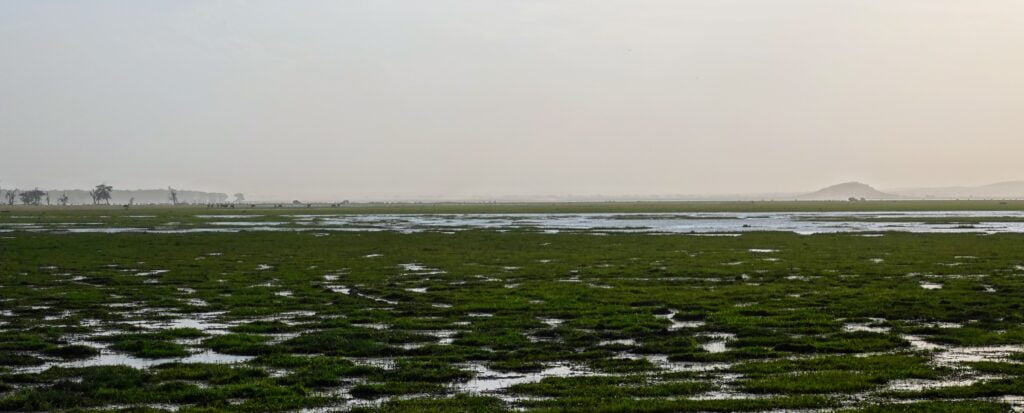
left=454, top=363, right=591, bottom=395
left=19, top=349, right=253, bottom=373
left=8, top=211, right=1024, bottom=235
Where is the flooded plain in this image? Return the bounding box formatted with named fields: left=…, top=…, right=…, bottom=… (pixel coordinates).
left=5, top=210, right=1024, bottom=235
left=2, top=209, right=1024, bottom=411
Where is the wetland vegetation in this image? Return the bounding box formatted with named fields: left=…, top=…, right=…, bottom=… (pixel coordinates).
left=1, top=203, right=1024, bottom=411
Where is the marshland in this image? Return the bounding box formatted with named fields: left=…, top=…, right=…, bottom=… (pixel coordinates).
left=2, top=203, right=1024, bottom=412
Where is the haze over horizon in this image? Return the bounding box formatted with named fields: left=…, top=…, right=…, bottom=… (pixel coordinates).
left=3, top=1, right=1023, bottom=201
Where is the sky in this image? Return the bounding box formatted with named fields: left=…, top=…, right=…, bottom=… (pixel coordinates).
left=2, top=1, right=1023, bottom=201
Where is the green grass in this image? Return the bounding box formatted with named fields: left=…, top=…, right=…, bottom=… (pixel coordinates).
left=1, top=206, right=1023, bottom=411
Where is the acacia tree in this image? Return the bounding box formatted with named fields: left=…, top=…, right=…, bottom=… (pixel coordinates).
left=59, top=193, right=69, bottom=206
left=169, top=187, right=179, bottom=205
left=90, top=184, right=113, bottom=205
left=19, top=189, right=46, bottom=206
left=5, top=189, right=17, bottom=205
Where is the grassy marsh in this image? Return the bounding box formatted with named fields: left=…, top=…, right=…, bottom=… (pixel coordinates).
left=1, top=205, right=1024, bottom=411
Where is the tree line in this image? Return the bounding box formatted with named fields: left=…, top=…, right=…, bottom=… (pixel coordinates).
left=0, top=183, right=240, bottom=206
left=0, top=184, right=112, bottom=206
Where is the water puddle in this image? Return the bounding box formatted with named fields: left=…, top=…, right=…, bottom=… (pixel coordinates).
left=903, top=335, right=944, bottom=351
left=420, top=330, right=458, bottom=345
left=539, top=318, right=565, bottom=328
left=696, top=332, right=735, bottom=354
left=617, top=353, right=731, bottom=373
left=934, top=345, right=1024, bottom=365
left=349, top=357, right=396, bottom=369
left=19, top=348, right=252, bottom=373
left=599, top=339, right=637, bottom=346
left=353, top=323, right=389, bottom=330
left=887, top=376, right=1004, bottom=391
left=657, top=310, right=706, bottom=331
left=454, top=363, right=592, bottom=394
left=843, top=323, right=890, bottom=334
left=399, top=263, right=445, bottom=275
left=701, top=341, right=728, bottom=353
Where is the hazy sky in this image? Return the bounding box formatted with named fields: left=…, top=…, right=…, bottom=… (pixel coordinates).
left=2, top=1, right=1023, bottom=200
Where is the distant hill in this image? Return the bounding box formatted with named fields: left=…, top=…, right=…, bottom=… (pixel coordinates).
left=894, top=181, right=1024, bottom=200
left=798, top=182, right=899, bottom=201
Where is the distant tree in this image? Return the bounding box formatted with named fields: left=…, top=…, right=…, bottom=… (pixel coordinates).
left=19, top=189, right=46, bottom=206
left=128, top=197, right=135, bottom=206
left=169, top=187, right=179, bottom=205
left=59, top=193, right=69, bottom=206
left=90, top=184, right=113, bottom=205
left=45, top=192, right=51, bottom=206
left=5, top=189, right=17, bottom=205
left=234, top=193, right=245, bottom=203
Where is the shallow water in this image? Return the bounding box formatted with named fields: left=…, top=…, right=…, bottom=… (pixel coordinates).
left=616, top=353, right=732, bottom=373
left=19, top=349, right=253, bottom=373
left=843, top=323, right=890, bottom=334
left=454, top=363, right=592, bottom=395
left=657, top=310, right=708, bottom=331
left=10, top=210, right=1024, bottom=234
left=934, top=345, right=1024, bottom=365
left=887, top=376, right=1004, bottom=392
left=701, top=340, right=728, bottom=353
